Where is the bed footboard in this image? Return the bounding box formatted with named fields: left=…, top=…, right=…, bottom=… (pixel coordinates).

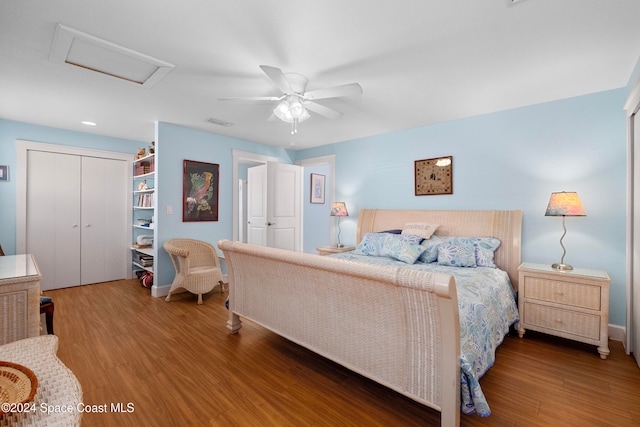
left=218, top=239, right=461, bottom=427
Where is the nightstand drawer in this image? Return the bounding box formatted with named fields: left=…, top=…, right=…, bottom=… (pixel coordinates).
left=522, top=277, right=601, bottom=310
left=523, top=302, right=601, bottom=340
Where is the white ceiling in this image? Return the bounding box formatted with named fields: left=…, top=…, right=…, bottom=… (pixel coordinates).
left=1, top=0, right=639, bottom=150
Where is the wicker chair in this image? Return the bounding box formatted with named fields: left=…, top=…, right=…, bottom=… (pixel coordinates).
left=163, top=238, right=224, bottom=304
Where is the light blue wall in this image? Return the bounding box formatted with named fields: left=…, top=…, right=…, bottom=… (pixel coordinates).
left=0, top=86, right=633, bottom=327
left=302, top=163, right=332, bottom=253
left=154, top=122, right=293, bottom=288
left=294, top=89, right=628, bottom=326
left=0, top=118, right=143, bottom=254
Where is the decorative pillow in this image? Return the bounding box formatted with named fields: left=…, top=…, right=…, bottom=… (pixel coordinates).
left=418, top=235, right=446, bottom=263
left=354, top=233, right=426, bottom=263
left=446, top=237, right=501, bottom=268
left=401, top=222, right=439, bottom=239
left=380, top=239, right=427, bottom=264
left=437, top=244, right=477, bottom=267
left=353, top=233, right=387, bottom=256
left=378, top=229, right=402, bottom=234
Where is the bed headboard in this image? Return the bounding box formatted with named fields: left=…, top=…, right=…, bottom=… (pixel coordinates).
left=356, top=209, right=523, bottom=291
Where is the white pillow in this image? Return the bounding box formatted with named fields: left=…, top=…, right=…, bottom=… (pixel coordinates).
left=401, top=222, right=439, bottom=239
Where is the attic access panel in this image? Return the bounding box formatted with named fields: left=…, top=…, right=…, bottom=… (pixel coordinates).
left=49, top=24, right=174, bottom=87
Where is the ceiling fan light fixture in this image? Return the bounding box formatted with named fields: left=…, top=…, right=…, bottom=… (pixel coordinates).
left=274, top=100, right=291, bottom=121
left=273, top=97, right=310, bottom=123
left=289, top=99, right=305, bottom=118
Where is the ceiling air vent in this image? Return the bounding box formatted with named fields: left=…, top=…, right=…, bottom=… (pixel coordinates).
left=206, top=117, right=233, bottom=127
left=49, top=24, right=174, bottom=88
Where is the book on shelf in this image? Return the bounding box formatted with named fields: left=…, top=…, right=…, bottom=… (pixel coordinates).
left=133, top=253, right=154, bottom=266
left=136, top=193, right=154, bottom=207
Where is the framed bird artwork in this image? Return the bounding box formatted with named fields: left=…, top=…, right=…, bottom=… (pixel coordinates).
left=183, top=160, right=219, bottom=221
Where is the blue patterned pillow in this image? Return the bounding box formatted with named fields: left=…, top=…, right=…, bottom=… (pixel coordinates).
left=418, top=235, right=446, bottom=263
left=446, top=237, right=501, bottom=268
left=354, top=233, right=426, bottom=263
left=437, top=244, right=477, bottom=267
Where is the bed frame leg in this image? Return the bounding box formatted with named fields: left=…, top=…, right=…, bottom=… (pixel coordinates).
left=227, top=312, right=242, bottom=333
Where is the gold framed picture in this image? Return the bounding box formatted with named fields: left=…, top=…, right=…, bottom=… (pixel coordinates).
left=414, top=156, right=453, bottom=196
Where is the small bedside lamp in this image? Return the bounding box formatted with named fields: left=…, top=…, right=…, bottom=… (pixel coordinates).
left=330, top=202, right=348, bottom=248
left=545, top=191, right=586, bottom=271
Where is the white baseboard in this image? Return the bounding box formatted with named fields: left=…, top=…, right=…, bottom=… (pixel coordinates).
left=150, top=274, right=228, bottom=298
left=151, top=284, right=171, bottom=298
left=608, top=324, right=625, bottom=343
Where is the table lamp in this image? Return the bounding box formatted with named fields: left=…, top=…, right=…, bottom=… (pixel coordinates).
left=330, top=202, right=348, bottom=248
left=545, top=191, right=586, bottom=271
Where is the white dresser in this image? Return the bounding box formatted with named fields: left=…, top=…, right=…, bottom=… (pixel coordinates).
left=517, top=262, right=610, bottom=359
left=0, top=254, right=41, bottom=344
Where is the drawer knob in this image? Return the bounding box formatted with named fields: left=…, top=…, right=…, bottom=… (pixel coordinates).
left=555, top=319, right=563, bottom=324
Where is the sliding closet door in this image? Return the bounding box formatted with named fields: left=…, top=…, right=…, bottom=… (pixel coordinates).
left=27, top=151, right=81, bottom=290
left=26, top=150, right=128, bottom=290
left=81, top=156, right=127, bottom=284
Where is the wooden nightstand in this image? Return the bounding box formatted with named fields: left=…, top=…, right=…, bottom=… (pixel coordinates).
left=316, top=246, right=355, bottom=256
left=517, top=262, right=610, bottom=359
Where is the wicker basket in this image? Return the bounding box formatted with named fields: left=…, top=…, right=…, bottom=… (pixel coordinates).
left=0, top=361, right=38, bottom=414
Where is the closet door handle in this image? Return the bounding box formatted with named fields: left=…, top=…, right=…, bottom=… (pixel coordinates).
left=85, top=224, right=91, bottom=227
left=72, top=224, right=78, bottom=228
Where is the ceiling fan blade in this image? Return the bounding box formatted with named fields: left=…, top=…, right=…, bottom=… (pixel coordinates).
left=218, top=96, right=283, bottom=102
left=304, top=83, right=363, bottom=100
left=260, top=65, right=293, bottom=95
left=303, top=101, right=343, bottom=120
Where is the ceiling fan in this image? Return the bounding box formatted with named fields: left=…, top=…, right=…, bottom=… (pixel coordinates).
left=219, top=65, right=363, bottom=134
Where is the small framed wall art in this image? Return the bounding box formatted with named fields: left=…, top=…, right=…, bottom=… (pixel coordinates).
left=0, top=165, right=8, bottom=182
left=183, top=160, right=219, bottom=221
left=310, top=173, right=326, bottom=204
left=414, top=156, right=452, bottom=196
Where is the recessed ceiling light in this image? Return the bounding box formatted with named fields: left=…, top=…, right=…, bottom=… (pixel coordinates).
left=81, top=121, right=97, bottom=126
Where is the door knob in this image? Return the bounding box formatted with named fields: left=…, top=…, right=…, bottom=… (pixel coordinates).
left=267, top=222, right=276, bottom=226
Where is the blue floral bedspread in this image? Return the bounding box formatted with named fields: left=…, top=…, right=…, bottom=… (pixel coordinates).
left=329, top=252, right=519, bottom=416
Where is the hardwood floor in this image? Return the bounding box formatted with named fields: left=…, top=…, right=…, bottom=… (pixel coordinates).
left=45, top=279, right=640, bottom=426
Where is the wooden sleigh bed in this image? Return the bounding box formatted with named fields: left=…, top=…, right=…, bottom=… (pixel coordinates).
left=218, top=209, right=522, bottom=427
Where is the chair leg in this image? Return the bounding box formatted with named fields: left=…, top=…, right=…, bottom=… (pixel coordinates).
left=165, top=293, right=172, bottom=302
left=197, top=294, right=203, bottom=304
left=40, top=302, right=54, bottom=335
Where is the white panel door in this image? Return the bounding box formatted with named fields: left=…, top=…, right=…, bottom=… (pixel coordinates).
left=247, top=165, right=267, bottom=246
left=81, top=156, right=127, bottom=285
left=27, top=151, right=81, bottom=290
left=267, top=162, right=301, bottom=251
left=247, top=162, right=302, bottom=250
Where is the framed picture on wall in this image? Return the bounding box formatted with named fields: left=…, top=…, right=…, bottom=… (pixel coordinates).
left=183, top=160, right=219, bottom=221
left=0, top=165, right=8, bottom=182
left=414, top=156, right=453, bottom=196
left=310, top=173, right=325, bottom=204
